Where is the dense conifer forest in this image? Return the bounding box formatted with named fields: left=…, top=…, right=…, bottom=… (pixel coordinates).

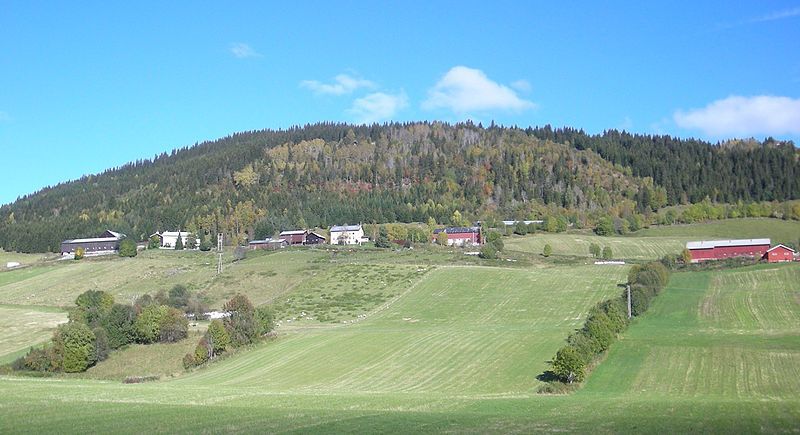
left=1, top=122, right=797, bottom=253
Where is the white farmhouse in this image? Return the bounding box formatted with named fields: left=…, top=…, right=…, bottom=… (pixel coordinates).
left=329, top=224, right=368, bottom=245
left=151, top=231, right=200, bottom=249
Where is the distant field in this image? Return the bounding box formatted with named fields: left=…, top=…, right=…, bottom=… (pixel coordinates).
left=0, top=305, right=67, bottom=364
left=505, top=218, right=800, bottom=260
left=0, top=248, right=326, bottom=308
left=633, top=218, right=800, bottom=242
left=272, top=263, right=430, bottom=324
left=0, top=251, right=50, bottom=267
left=505, top=232, right=685, bottom=260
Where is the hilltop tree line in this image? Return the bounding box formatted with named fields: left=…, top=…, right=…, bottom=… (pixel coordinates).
left=0, top=122, right=797, bottom=252
left=530, top=126, right=799, bottom=206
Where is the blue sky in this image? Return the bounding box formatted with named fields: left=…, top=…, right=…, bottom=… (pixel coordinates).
left=1, top=1, right=799, bottom=205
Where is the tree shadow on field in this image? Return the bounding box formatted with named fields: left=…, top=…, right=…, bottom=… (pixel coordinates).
left=536, top=369, right=558, bottom=382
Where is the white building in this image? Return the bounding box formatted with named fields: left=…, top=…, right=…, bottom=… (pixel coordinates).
left=151, top=231, right=200, bottom=249
left=329, top=225, right=368, bottom=245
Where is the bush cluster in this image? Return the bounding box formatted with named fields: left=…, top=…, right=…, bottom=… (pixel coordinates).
left=549, top=262, right=669, bottom=384
left=183, top=293, right=276, bottom=368
left=14, top=285, right=202, bottom=373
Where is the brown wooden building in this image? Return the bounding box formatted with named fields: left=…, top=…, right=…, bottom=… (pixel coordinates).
left=278, top=230, right=327, bottom=245
left=60, top=230, right=126, bottom=256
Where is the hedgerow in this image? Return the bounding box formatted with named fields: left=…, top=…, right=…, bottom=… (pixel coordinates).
left=544, top=262, right=669, bottom=387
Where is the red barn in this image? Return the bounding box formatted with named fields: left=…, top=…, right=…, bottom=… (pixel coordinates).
left=279, top=230, right=307, bottom=245
left=686, top=239, right=771, bottom=263
left=432, top=227, right=482, bottom=246
left=764, top=244, right=796, bottom=263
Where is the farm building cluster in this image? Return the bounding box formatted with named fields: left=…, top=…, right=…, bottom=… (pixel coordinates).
left=686, top=239, right=797, bottom=263
left=59, top=225, right=487, bottom=258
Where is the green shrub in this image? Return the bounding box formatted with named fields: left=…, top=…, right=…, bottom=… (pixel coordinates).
left=92, top=327, right=110, bottom=362
left=206, top=320, right=230, bottom=357
left=53, top=322, right=96, bottom=373
left=102, top=303, right=135, bottom=349
left=159, top=307, right=188, bottom=343
left=223, top=294, right=258, bottom=347
left=479, top=244, right=497, bottom=259
left=552, top=346, right=585, bottom=383
left=118, top=238, right=137, bottom=257
left=256, top=306, right=276, bottom=336
left=134, top=305, right=168, bottom=344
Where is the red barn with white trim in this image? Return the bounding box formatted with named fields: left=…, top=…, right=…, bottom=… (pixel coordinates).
left=432, top=227, right=482, bottom=246
left=686, top=239, right=771, bottom=263
left=764, top=244, right=796, bottom=263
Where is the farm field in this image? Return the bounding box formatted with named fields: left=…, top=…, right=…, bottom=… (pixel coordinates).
left=505, top=218, right=800, bottom=260
left=0, top=305, right=67, bottom=364
left=0, top=233, right=799, bottom=432
left=584, top=263, right=800, bottom=403
left=0, top=248, right=326, bottom=308
left=0, top=251, right=51, bottom=267
left=633, top=217, right=800, bottom=242
left=177, top=265, right=627, bottom=395
left=505, top=232, right=686, bottom=260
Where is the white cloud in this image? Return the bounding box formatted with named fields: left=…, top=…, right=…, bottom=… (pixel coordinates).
left=422, top=66, right=535, bottom=113
left=348, top=91, right=408, bottom=123
left=230, top=43, right=261, bottom=59
left=674, top=95, right=800, bottom=137
left=510, top=80, right=532, bottom=92
left=300, top=74, right=376, bottom=96
left=0, top=111, right=9, bottom=122
left=752, top=7, right=800, bottom=23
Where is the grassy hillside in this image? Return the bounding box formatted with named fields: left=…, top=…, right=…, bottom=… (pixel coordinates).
left=0, top=248, right=325, bottom=308
left=505, top=218, right=800, bottom=260
left=633, top=217, right=800, bottom=242
left=584, top=263, right=800, bottom=401
left=0, top=232, right=798, bottom=432
left=0, top=305, right=67, bottom=364
left=176, top=265, right=626, bottom=395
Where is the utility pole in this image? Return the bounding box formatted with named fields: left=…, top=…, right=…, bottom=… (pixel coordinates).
left=627, top=284, right=632, bottom=319
left=216, top=233, right=223, bottom=275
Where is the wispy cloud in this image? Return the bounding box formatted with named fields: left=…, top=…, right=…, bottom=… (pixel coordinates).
left=348, top=91, right=408, bottom=123
left=230, top=42, right=261, bottom=59
left=0, top=111, right=10, bottom=122
left=422, top=66, right=535, bottom=113
left=510, top=79, right=532, bottom=92
left=751, top=7, right=800, bottom=23
left=300, top=74, right=376, bottom=96
left=674, top=95, right=800, bottom=137
left=717, top=6, right=800, bottom=29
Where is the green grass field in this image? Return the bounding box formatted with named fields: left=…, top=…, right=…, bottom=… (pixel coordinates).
left=0, top=305, right=67, bottom=364
left=0, top=225, right=798, bottom=433
left=585, top=263, right=800, bottom=403
left=505, top=218, right=800, bottom=260
left=633, top=217, right=800, bottom=242
left=0, top=248, right=325, bottom=308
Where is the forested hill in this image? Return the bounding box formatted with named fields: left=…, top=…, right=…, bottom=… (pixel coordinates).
left=1, top=122, right=798, bottom=253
